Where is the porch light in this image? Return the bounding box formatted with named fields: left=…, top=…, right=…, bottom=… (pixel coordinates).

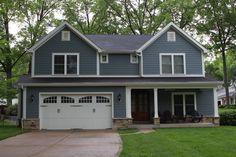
left=30, top=94, right=35, bottom=103
left=117, top=94, right=121, bottom=102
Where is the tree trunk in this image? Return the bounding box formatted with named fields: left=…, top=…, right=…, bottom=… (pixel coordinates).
left=222, top=50, right=229, bottom=105
left=6, top=67, right=13, bottom=106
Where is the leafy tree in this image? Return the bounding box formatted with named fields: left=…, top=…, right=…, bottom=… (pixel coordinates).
left=0, top=0, right=60, bottom=105
left=197, top=0, right=236, bottom=105
left=62, top=0, right=119, bottom=34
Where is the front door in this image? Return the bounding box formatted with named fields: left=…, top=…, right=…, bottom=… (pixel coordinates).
left=131, top=89, right=153, bottom=123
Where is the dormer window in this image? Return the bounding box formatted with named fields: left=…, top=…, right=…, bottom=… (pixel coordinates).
left=62, top=31, right=70, bottom=41
left=100, top=54, right=108, bottom=63
left=167, top=31, right=176, bottom=42
left=130, top=54, right=139, bottom=63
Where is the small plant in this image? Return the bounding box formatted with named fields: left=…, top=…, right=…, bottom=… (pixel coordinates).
left=5, top=105, right=18, bottom=116
left=220, top=110, right=236, bottom=126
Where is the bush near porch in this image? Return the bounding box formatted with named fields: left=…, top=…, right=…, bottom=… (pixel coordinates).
left=119, top=127, right=236, bottom=157
left=219, top=105, right=236, bottom=126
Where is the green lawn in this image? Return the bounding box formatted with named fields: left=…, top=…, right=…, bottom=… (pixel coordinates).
left=119, top=127, right=236, bottom=157
left=0, top=121, right=26, bottom=140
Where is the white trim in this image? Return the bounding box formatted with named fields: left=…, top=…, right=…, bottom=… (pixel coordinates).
left=31, top=52, right=35, bottom=77
left=39, top=92, right=114, bottom=130
left=160, top=53, right=186, bottom=75
left=137, top=22, right=208, bottom=53
left=201, top=52, right=205, bottom=76
left=19, top=82, right=221, bottom=87
left=213, top=88, right=219, bottom=117
left=100, top=54, right=109, bottom=63
left=52, top=53, right=80, bottom=75
left=32, top=74, right=140, bottom=78
left=28, top=22, right=102, bottom=53
left=23, top=88, right=27, bottom=119
left=140, top=53, right=144, bottom=76
left=154, top=88, right=158, bottom=118
left=125, top=87, right=132, bottom=118
left=96, top=52, right=100, bottom=75
left=142, top=74, right=205, bottom=77
left=61, top=31, right=70, bottom=41
left=172, top=92, right=197, bottom=116
left=130, top=54, right=139, bottom=64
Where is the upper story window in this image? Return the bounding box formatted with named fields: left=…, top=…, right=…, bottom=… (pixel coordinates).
left=130, top=54, right=139, bottom=64
left=160, top=53, right=185, bottom=75
left=167, top=31, right=176, bottom=42
left=62, top=31, right=70, bottom=41
left=100, top=54, right=108, bottom=63
left=53, top=53, right=79, bottom=75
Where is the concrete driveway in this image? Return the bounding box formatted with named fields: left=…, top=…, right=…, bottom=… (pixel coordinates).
left=0, top=130, right=122, bottom=157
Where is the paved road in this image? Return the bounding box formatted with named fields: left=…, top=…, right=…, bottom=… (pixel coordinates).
left=0, top=130, right=122, bottom=157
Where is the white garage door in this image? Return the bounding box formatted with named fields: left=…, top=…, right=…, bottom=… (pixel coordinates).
left=40, top=94, right=112, bottom=130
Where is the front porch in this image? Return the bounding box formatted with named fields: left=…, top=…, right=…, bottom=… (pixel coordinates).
left=121, top=87, right=219, bottom=129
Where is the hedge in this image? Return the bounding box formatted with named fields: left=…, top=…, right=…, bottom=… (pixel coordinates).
left=219, top=109, right=236, bottom=126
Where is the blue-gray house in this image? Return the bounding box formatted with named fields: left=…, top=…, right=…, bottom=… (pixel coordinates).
left=18, top=22, right=221, bottom=130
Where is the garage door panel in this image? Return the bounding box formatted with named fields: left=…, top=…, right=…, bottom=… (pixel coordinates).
left=40, top=94, right=112, bottom=130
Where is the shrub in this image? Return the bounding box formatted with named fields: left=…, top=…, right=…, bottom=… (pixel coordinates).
left=220, top=110, right=236, bottom=126
left=5, top=105, right=18, bottom=116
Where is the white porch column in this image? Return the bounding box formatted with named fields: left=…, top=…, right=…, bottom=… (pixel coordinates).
left=23, top=87, right=27, bottom=119
left=213, top=87, right=219, bottom=117
left=126, top=87, right=132, bottom=118
left=154, top=88, right=159, bottom=118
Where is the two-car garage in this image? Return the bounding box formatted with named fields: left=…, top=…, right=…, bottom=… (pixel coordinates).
left=39, top=93, right=112, bottom=130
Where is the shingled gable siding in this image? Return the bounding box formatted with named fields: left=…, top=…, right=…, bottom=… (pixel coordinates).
left=26, top=86, right=126, bottom=118
left=143, top=27, right=203, bottom=75
left=100, top=54, right=139, bottom=75
left=158, top=89, right=214, bottom=116
left=34, top=27, right=97, bottom=75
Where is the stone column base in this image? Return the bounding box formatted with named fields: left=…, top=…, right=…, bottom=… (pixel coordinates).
left=112, top=118, right=133, bottom=130
left=153, top=117, right=160, bottom=127
left=201, top=117, right=220, bottom=126
left=22, top=119, right=39, bottom=130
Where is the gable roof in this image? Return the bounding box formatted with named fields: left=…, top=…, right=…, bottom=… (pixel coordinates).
left=137, top=22, right=208, bottom=53
left=86, top=35, right=152, bottom=53
left=28, top=22, right=102, bottom=53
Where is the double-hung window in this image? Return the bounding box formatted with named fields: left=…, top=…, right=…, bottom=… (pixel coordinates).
left=53, top=53, right=79, bottom=75
left=160, top=53, right=185, bottom=75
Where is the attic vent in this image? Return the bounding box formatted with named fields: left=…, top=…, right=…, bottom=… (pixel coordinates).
left=167, top=31, right=176, bottom=42
left=62, top=31, right=70, bottom=41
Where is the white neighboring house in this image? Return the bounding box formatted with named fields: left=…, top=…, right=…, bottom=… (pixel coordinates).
left=217, top=83, right=236, bottom=105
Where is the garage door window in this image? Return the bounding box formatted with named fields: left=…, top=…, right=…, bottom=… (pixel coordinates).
left=96, top=96, right=110, bottom=103
left=61, top=96, right=75, bottom=103
left=43, top=96, right=57, bottom=103
left=79, top=96, right=92, bottom=103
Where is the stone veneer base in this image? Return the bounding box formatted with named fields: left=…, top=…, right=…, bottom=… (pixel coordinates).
left=201, top=117, right=220, bottom=126
left=22, top=119, right=39, bottom=130
left=112, top=118, right=133, bottom=130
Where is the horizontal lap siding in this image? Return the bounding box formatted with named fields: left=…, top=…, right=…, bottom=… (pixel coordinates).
left=26, top=86, right=126, bottom=119
left=35, top=27, right=97, bottom=75
left=143, top=27, right=203, bottom=75
left=197, top=89, right=214, bottom=116
left=100, top=54, right=139, bottom=75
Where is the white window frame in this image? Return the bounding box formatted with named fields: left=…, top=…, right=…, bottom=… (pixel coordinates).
left=171, top=92, right=197, bottom=116
left=167, top=31, right=176, bottom=42
left=160, top=53, right=186, bottom=75
left=130, top=54, right=139, bottom=64
left=61, top=31, right=70, bottom=41
left=100, top=54, right=109, bottom=63
left=52, top=53, right=79, bottom=75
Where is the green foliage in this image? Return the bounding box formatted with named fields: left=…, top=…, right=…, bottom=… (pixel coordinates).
left=219, top=109, right=236, bottom=126
left=205, top=50, right=236, bottom=81
left=0, top=125, right=25, bottom=140
left=5, top=104, right=18, bottom=116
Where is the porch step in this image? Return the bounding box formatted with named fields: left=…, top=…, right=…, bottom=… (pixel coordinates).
left=160, top=123, right=216, bottom=128
left=131, top=124, right=156, bottom=129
